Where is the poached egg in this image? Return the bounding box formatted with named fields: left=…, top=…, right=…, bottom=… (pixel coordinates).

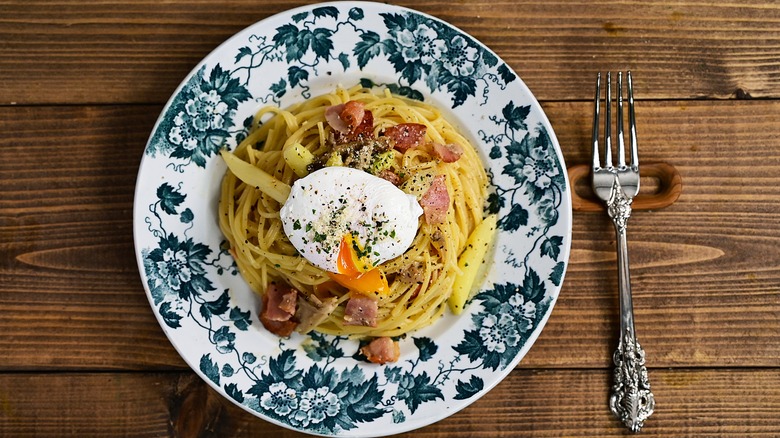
left=280, top=166, right=423, bottom=294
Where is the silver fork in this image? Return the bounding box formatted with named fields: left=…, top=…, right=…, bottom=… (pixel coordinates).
left=591, top=71, right=655, bottom=433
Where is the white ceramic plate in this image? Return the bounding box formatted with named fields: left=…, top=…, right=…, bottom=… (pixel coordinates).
left=134, top=2, right=571, bottom=436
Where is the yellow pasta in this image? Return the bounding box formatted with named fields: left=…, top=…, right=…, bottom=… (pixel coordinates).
left=219, top=84, right=492, bottom=337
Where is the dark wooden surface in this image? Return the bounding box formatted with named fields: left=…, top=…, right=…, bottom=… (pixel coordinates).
left=2, top=1, right=779, bottom=436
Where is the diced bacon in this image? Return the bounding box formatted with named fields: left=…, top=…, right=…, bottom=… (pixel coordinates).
left=325, top=104, right=349, bottom=133
left=259, top=315, right=297, bottom=337
left=350, top=109, right=373, bottom=138
left=336, top=110, right=374, bottom=143
left=419, top=174, right=450, bottom=225
left=377, top=169, right=402, bottom=186
left=383, top=123, right=427, bottom=152
left=260, top=286, right=298, bottom=337
left=343, top=294, right=379, bottom=327
left=325, top=101, right=367, bottom=137
left=262, top=282, right=297, bottom=322
left=431, top=142, right=464, bottom=163
left=361, top=337, right=400, bottom=364
left=278, top=290, right=296, bottom=315
left=340, top=100, right=365, bottom=130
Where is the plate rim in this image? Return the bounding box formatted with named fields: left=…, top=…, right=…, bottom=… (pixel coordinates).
left=132, top=2, right=572, bottom=436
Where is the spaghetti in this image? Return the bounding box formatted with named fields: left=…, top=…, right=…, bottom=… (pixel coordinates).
left=219, top=84, right=490, bottom=338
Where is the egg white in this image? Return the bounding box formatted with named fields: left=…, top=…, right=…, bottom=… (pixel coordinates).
left=280, top=167, right=423, bottom=273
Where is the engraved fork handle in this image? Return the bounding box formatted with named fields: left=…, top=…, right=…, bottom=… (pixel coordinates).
left=606, top=180, right=655, bottom=433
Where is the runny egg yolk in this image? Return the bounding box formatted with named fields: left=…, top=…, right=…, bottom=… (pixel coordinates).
left=328, top=234, right=389, bottom=296
left=279, top=167, right=422, bottom=296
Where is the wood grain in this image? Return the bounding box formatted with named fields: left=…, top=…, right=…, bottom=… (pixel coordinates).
left=1, top=99, right=778, bottom=370
left=2, top=1, right=780, bottom=104
left=2, top=1, right=780, bottom=435
left=0, top=369, right=778, bottom=437
left=0, top=105, right=185, bottom=369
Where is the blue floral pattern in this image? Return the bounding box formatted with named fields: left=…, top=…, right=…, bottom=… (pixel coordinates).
left=135, top=3, right=570, bottom=436
left=147, top=65, right=251, bottom=170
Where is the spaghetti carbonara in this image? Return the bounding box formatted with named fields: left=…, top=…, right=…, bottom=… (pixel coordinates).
left=219, top=84, right=493, bottom=355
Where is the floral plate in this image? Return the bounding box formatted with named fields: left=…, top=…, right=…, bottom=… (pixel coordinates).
left=133, top=2, right=571, bottom=436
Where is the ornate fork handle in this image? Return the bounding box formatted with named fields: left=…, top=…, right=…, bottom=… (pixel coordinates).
left=606, top=179, right=655, bottom=432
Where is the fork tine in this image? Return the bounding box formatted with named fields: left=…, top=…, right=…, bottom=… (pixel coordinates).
left=604, top=72, right=613, bottom=168
left=616, top=72, right=626, bottom=168
left=592, top=72, right=601, bottom=169
left=627, top=71, right=639, bottom=168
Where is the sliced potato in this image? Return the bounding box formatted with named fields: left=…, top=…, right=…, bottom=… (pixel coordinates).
left=220, top=149, right=291, bottom=203
left=448, top=214, right=498, bottom=315
left=283, top=142, right=315, bottom=177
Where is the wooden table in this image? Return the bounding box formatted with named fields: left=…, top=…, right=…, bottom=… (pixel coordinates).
left=2, top=1, right=779, bottom=436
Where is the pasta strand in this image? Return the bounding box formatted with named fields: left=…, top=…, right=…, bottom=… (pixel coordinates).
left=219, top=85, right=489, bottom=337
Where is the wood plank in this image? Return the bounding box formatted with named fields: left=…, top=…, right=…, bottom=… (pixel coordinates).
left=0, top=104, right=185, bottom=369
left=0, top=369, right=778, bottom=436
left=526, top=98, right=780, bottom=367
left=1, top=100, right=779, bottom=370
left=2, top=1, right=780, bottom=104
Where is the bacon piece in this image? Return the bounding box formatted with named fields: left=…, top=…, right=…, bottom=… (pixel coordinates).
left=325, top=104, right=349, bottom=133
left=325, top=101, right=368, bottom=139
left=383, top=123, right=427, bottom=152
left=336, top=110, right=374, bottom=143
left=263, top=282, right=297, bottom=321
left=431, top=142, right=464, bottom=163
left=278, top=291, right=297, bottom=316
left=260, top=284, right=299, bottom=337
left=350, top=109, right=373, bottom=138
left=340, top=100, right=365, bottom=130
left=361, top=337, right=400, bottom=364
left=419, top=174, right=450, bottom=225
left=377, top=169, right=402, bottom=186
left=259, top=315, right=297, bottom=337
left=343, top=294, right=379, bottom=327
